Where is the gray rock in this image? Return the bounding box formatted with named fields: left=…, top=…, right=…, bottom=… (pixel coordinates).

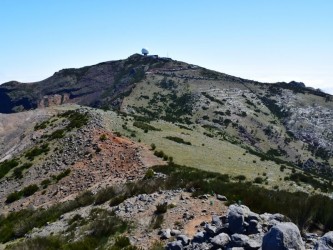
left=247, top=219, right=261, bottom=235
left=315, top=231, right=333, bottom=250
left=204, top=224, right=217, bottom=235
left=171, top=229, right=182, bottom=236
left=166, top=240, right=183, bottom=250
left=231, top=233, right=249, bottom=247
left=192, top=231, right=207, bottom=243
left=160, top=228, right=171, bottom=240
left=211, top=233, right=231, bottom=248
left=227, top=205, right=250, bottom=234
left=262, top=222, right=305, bottom=250
left=217, top=194, right=228, bottom=201
left=247, top=212, right=260, bottom=222
left=212, top=215, right=223, bottom=227
left=247, top=238, right=261, bottom=250
left=177, top=235, right=190, bottom=246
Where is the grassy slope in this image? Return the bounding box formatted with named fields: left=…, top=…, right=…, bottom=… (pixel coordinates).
left=101, top=109, right=323, bottom=194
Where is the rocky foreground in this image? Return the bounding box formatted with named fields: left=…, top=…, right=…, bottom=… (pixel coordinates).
left=162, top=202, right=333, bottom=250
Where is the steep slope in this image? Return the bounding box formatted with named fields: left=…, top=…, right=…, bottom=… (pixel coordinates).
left=0, top=55, right=167, bottom=113
left=120, top=64, right=333, bottom=176
left=0, top=106, right=164, bottom=213
left=1, top=54, right=332, bottom=179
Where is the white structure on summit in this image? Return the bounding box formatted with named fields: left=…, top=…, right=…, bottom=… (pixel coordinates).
left=141, top=48, right=149, bottom=56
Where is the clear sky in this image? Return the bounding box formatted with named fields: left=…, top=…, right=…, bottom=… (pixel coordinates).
left=1, top=0, right=332, bottom=94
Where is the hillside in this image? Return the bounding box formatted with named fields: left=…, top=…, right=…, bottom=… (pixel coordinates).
left=0, top=55, right=333, bottom=249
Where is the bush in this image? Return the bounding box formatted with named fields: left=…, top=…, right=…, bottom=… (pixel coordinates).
left=94, top=187, right=116, bottom=205
left=144, top=169, right=155, bottom=179
left=151, top=143, right=156, bottom=150
left=133, top=121, right=161, bottom=131
left=100, top=134, right=108, bottom=141
left=111, top=236, right=131, bottom=249
left=234, top=175, right=246, bottom=182
left=5, top=192, right=21, bottom=204
left=55, top=169, right=71, bottom=182
left=165, top=136, right=191, bottom=145
left=155, top=203, right=168, bottom=214
left=41, top=179, right=51, bottom=189
left=12, top=163, right=33, bottom=179
left=22, top=184, right=39, bottom=197
left=154, top=150, right=165, bottom=158
left=34, top=120, right=49, bottom=130
left=0, top=159, right=19, bottom=179
left=254, top=177, right=264, bottom=184
left=25, top=144, right=50, bottom=161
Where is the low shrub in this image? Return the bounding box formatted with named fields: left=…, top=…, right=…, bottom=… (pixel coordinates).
left=133, top=121, right=161, bottom=131
left=155, top=203, right=168, bottom=214
left=0, top=159, right=19, bottom=179
left=94, top=187, right=116, bottom=205
left=54, top=169, right=71, bottom=182
left=100, top=134, right=108, bottom=141
left=165, top=136, right=191, bottom=145
left=12, top=163, right=33, bottom=179
left=22, top=184, right=39, bottom=197
left=25, top=144, right=50, bottom=161
left=254, top=177, right=264, bottom=184
left=144, top=169, right=155, bottom=179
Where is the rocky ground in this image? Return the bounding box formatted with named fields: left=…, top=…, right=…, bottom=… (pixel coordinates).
left=0, top=108, right=164, bottom=212
left=23, top=188, right=333, bottom=250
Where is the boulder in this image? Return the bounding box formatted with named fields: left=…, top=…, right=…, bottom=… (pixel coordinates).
left=204, top=224, right=217, bottom=235
left=262, top=222, right=305, bottom=250
left=227, top=205, right=250, bottom=234
left=166, top=240, right=183, bottom=250
left=160, top=229, right=171, bottom=240
left=211, top=233, right=231, bottom=248
left=171, top=229, right=182, bottom=236
left=177, top=235, right=190, bottom=246
left=212, top=215, right=223, bottom=227
left=192, top=231, right=207, bottom=243
left=247, top=220, right=261, bottom=235
left=315, top=231, right=333, bottom=250
left=217, top=194, right=228, bottom=201
left=231, top=233, right=249, bottom=247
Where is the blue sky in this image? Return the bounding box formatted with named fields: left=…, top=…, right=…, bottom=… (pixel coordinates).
left=1, top=0, right=332, bottom=94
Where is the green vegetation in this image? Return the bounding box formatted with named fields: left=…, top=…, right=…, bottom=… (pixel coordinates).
left=155, top=203, right=168, bottom=214
left=144, top=169, right=155, bottom=179
left=25, top=144, right=50, bottom=161
left=54, top=169, right=71, bottom=182
left=48, top=129, right=66, bottom=140
left=6, top=209, right=128, bottom=250
left=0, top=159, right=19, bottom=179
left=165, top=136, right=191, bottom=145
left=94, top=186, right=116, bottom=205
left=202, top=92, right=224, bottom=105
left=12, top=163, right=33, bottom=179
left=100, top=134, right=108, bottom=141
left=6, top=184, right=39, bottom=204
left=254, top=177, right=264, bottom=184
left=59, top=110, right=89, bottom=131
left=34, top=120, right=49, bottom=130
left=1, top=191, right=95, bottom=243
left=133, top=121, right=161, bottom=131
left=41, top=179, right=51, bottom=189
left=150, top=163, right=333, bottom=232
left=286, top=172, right=333, bottom=192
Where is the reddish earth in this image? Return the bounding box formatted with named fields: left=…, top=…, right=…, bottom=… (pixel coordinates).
left=6, top=128, right=165, bottom=211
